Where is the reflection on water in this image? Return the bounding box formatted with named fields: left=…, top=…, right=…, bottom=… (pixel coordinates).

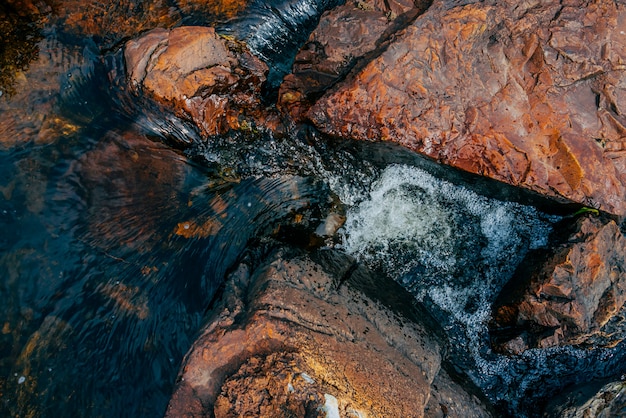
left=0, top=120, right=327, bottom=416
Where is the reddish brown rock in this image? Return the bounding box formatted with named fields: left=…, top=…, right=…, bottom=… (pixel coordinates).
left=308, top=0, right=626, bottom=216
left=278, top=0, right=431, bottom=121
left=166, top=251, right=490, bottom=417
left=53, top=0, right=251, bottom=49
left=125, top=26, right=277, bottom=138
left=491, top=216, right=626, bottom=353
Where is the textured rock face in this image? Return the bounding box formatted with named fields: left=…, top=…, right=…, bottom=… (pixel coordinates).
left=308, top=0, right=626, bottom=216
left=278, top=0, right=431, bottom=121
left=166, top=250, right=490, bottom=417
left=546, top=380, right=626, bottom=418
left=490, top=216, right=626, bottom=353
left=125, top=26, right=273, bottom=137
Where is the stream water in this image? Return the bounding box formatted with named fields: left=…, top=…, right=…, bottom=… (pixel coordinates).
left=2, top=1, right=626, bottom=417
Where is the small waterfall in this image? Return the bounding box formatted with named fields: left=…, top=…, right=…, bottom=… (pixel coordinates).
left=218, top=0, right=345, bottom=93
left=339, top=163, right=626, bottom=416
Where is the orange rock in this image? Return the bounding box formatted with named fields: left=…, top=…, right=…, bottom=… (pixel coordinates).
left=125, top=26, right=273, bottom=138
left=308, top=0, right=626, bottom=216
left=278, top=0, right=431, bottom=121
left=166, top=251, right=490, bottom=417
left=491, top=215, right=626, bottom=352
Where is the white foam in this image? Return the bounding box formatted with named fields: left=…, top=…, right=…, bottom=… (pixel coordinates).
left=321, top=394, right=340, bottom=418
left=341, top=164, right=556, bottom=366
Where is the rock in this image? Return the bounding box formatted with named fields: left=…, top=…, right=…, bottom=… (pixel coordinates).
left=212, top=352, right=325, bottom=418
left=307, top=0, right=626, bottom=216
left=278, top=0, right=431, bottom=121
left=546, top=380, right=626, bottom=417
left=52, top=0, right=251, bottom=50
left=490, top=215, right=626, bottom=353
left=166, top=249, right=491, bottom=417
left=124, top=26, right=276, bottom=138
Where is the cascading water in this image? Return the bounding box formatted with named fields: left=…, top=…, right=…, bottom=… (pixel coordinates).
left=337, top=163, right=626, bottom=416
left=218, top=0, right=345, bottom=93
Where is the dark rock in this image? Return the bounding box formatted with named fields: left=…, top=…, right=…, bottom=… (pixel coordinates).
left=490, top=216, right=626, bottom=353
left=124, top=26, right=279, bottom=138
left=307, top=0, right=626, bottom=216
left=545, top=380, right=626, bottom=417
left=166, top=250, right=491, bottom=417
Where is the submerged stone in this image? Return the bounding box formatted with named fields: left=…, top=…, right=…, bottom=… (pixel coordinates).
left=307, top=0, right=626, bottom=216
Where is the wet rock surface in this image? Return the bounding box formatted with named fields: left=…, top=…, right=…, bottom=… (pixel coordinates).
left=491, top=215, right=626, bottom=353
left=546, top=379, right=626, bottom=417
left=307, top=0, right=626, bottom=216
left=278, top=0, right=431, bottom=121
left=124, top=26, right=276, bottom=137
left=166, top=249, right=490, bottom=417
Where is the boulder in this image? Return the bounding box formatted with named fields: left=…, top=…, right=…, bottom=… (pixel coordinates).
left=125, top=26, right=276, bottom=138
left=490, top=215, right=626, bottom=353
left=166, top=249, right=491, bottom=417
left=308, top=0, right=626, bottom=216
left=546, top=380, right=626, bottom=417
left=278, top=0, right=431, bottom=121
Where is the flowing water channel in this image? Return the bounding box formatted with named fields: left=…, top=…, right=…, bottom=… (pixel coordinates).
left=2, top=1, right=626, bottom=417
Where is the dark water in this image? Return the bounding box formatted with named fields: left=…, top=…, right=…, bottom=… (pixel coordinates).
left=1, top=1, right=626, bottom=417
left=0, top=102, right=328, bottom=417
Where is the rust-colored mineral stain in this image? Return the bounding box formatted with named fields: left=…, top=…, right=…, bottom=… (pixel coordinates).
left=174, top=218, right=222, bottom=238
left=548, top=133, right=583, bottom=191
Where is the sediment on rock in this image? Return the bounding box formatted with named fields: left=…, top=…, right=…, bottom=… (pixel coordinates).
left=166, top=248, right=491, bottom=417
left=307, top=0, right=626, bottom=216
left=490, top=215, right=626, bottom=353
